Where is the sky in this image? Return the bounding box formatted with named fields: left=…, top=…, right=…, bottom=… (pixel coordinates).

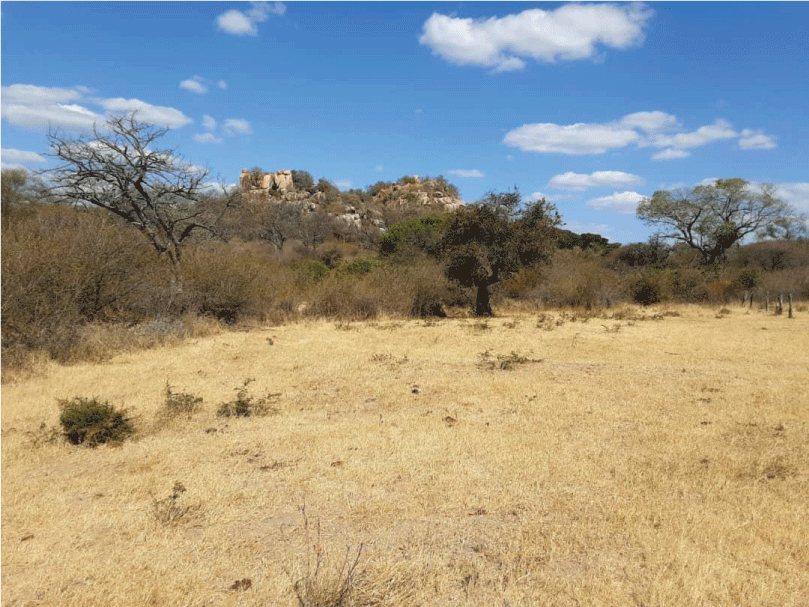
left=2, top=1, right=808, bottom=243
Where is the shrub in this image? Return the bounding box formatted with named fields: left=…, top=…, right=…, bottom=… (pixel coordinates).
left=216, top=379, right=280, bottom=418
left=378, top=214, right=447, bottom=259
left=336, top=258, right=376, bottom=276
left=158, top=383, right=203, bottom=421
left=58, top=397, right=135, bottom=447
left=291, top=170, right=315, bottom=193
left=630, top=275, right=666, bottom=306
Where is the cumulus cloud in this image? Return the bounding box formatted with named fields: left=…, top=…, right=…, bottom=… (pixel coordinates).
left=420, top=3, right=653, bottom=72
left=620, top=111, right=677, bottom=133
left=99, top=98, right=192, bottom=128
left=652, top=148, right=690, bottom=161
left=223, top=118, right=252, bottom=135
left=180, top=77, right=208, bottom=94
left=739, top=128, right=777, bottom=150
left=447, top=169, right=484, bottom=178
left=549, top=170, right=641, bottom=191
left=772, top=182, right=809, bottom=212
left=1, top=148, right=47, bottom=165
left=192, top=133, right=223, bottom=144
left=653, top=119, right=737, bottom=150
left=587, top=191, right=645, bottom=214
left=202, top=115, right=217, bottom=130
left=505, top=111, right=773, bottom=159
left=527, top=191, right=553, bottom=203
left=217, top=1, right=285, bottom=36
left=504, top=121, right=640, bottom=155
left=2, top=83, right=194, bottom=132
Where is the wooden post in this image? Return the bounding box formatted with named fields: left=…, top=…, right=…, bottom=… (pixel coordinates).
left=765, top=291, right=769, bottom=312
left=788, top=294, right=793, bottom=318
left=749, top=291, right=754, bottom=310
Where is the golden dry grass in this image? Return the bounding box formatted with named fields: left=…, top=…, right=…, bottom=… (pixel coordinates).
left=2, top=304, right=808, bottom=606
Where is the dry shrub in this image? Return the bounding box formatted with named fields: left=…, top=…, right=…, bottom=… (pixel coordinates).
left=180, top=241, right=282, bottom=323
left=1, top=205, right=155, bottom=365
left=305, top=277, right=382, bottom=320
left=533, top=251, right=625, bottom=309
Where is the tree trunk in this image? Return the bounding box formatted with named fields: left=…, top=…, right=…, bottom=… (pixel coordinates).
left=474, top=282, right=493, bottom=317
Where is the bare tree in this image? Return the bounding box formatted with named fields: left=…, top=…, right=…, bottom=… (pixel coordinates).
left=46, top=113, right=237, bottom=276
left=255, top=202, right=304, bottom=252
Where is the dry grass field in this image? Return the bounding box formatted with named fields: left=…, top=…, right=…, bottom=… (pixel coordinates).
left=2, top=304, right=808, bottom=606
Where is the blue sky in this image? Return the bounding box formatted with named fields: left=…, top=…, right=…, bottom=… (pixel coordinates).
left=2, top=1, right=808, bottom=243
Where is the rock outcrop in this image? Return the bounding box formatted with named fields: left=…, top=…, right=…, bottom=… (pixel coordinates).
left=240, top=169, right=294, bottom=200
left=240, top=170, right=465, bottom=230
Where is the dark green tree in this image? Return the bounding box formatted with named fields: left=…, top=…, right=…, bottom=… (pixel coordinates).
left=438, top=190, right=560, bottom=316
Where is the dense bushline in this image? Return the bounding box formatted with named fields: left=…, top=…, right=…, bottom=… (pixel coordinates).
left=2, top=170, right=807, bottom=375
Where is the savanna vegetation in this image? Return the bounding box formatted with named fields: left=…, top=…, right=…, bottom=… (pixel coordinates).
left=2, top=115, right=808, bottom=605
left=3, top=140, right=807, bottom=376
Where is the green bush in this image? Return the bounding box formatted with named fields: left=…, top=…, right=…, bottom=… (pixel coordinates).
left=58, top=397, right=135, bottom=447
left=337, top=258, right=376, bottom=276
left=378, top=214, right=447, bottom=258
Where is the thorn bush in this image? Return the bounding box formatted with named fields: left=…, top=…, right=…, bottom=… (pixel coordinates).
left=216, top=378, right=280, bottom=418
left=58, top=397, right=135, bottom=447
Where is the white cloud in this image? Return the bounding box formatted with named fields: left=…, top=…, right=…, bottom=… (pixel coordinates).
left=217, top=80, right=228, bottom=90
left=620, top=111, right=677, bottom=133
left=335, top=180, right=352, bottom=189
left=739, top=128, right=777, bottom=150
left=505, top=112, right=772, bottom=159
left=99, top=98, right=192, bottom=128
left=1, top=148, right=47, bottom=164
left=549, top=170, right=641, bottom=191
left=192, top=133, right=223, bottom=144
left=180, top=77, right=208, bottom=94
left=1, top=84, right=85, bottom=105
left=506, top=155, right=514, bottom=161
left=653, top=119, right=737, bottom=150
left=374, top=165, right=385, bottom=173
left=527, top=191, right=553, bottom=203
left=587, top=191, right=645, bottom=214
left=217, top=1, right=285, bottom=36
left=504, top=121, right=640, bottom=155
left=202, top=115, right=217, bottom=130
left=652, top=148, right=690, bottom=161
left=2, top=102, right=102, bottom=131
left=419, top=3, right=653, bottom=72
left=447, top=169, right=484, bottom=178
left=223, top=118, right=252, bottom=135
left=773, top=182, right=809, bottom=212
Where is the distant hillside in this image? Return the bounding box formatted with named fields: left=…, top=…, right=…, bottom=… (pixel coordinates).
left=239, top=169, right=465, bottom=229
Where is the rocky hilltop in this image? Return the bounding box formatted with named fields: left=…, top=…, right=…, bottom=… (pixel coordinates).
left=240, top=169, right=465, bottom=229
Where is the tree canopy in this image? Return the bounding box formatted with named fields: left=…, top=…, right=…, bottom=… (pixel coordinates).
left=46, top=113, right=237, bottom=271
left=438, top=190, right=560, bottom=316
left=637, top=178, right=797, bottom=265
